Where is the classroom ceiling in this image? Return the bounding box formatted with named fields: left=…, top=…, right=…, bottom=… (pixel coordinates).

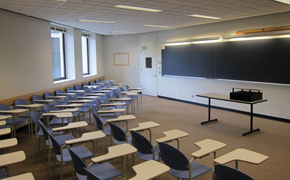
left=1, top=0, right=290, bottom=35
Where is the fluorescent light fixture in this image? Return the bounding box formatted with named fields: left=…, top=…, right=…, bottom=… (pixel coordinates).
left=189, top=14, right=221, bottom=20
left=274, top=0, right=290, bottom=5
left=225, top=33, right=290, bottom=41
left=143, top=25, right=169, bottom=28
left=78, top=20, right=116, bottom=24
left=110, top=31, right=136, bottom=34
left=114, top=5, right=162, bottom=12
left=165, top=37, right=220, bottom=46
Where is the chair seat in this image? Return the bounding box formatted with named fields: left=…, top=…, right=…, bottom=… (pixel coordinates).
left=46, top=134, right=75, bottom=147
left=37, top=127, right=63, bottom=137
left=77, top=162, right=122, bottom=180
left=6, top=117, right=27, bottom=125
left=169, top=161, right=212, bottom=179
left=114, top=135, right=132, bottom=145
left=56, top=146, right=92, bottom=163
left=136, top=145, right=159, bottom=161
left=0, top=169, right=7, bottom=179
left=49, top=118, right=73, bottom=126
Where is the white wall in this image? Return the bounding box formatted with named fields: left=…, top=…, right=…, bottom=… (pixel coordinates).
left=103, top=35, right=140, bottom=87
left=139, top=12, right=290, bottom=120
left=0, top=9, right=105, bottom=101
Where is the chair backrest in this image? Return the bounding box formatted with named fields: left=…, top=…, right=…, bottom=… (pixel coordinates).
left=0, top=103, right=10, bottom=111
left=30, top=112, right=42, bottom=127
left=125, top=85, right=130, bottom=91
left=111, top=90, right=119, bottom=98
left=83, top=168, right=101, bottom=180
left=95, top=99, right=102, bottom=110
left=75, top=92, right=84, bottom=98
left=100, top=78, right=104, bottom=82
left=108, top=122, right=126, bottom=142
left=130, top=131, right=153, bottom=154
left=38, top=120, right=50, bottom=141
left=68, top=147, right=87, bottom=176
left=95, top=79, right=99, bottom=83
left=118, top=87, right=125, bottom=93
left=75, top=84, right=83, bottom=90
left=52, top=99, right=61, bottom=108
left=214, top=164, right=254, bottom=180
left=82, top=82, right=88, bottom=87
left=43, top=104, right=54, bottom=113
left=55, top=89, right=65, bottom=96
left=108, top=81, right=113, bottom=87
left=15, top=99, right=29, bottom=106
left=32, top=95, right=44, bottom=103
left=84, top=89, right=92, bottom=95
left=44, top=92, right=54, bottom=99
left=89, top=81, right=94, bottom=85
left=92, top=112, right=104, bottom=130
left=158, top=142, right=189, bottom=171
left=90, top=104, right=97, bottom=114
left=48, top=131, right=62, bottom=155
left=66, top=95, right=75, bottom=102
left=67, top=86, right=74, bottom=92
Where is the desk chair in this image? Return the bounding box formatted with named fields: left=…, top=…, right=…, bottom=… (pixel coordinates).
left=68, top=147, right=122, bottom=180
left=55, top=89, right=65, bottom=96
left=14, top=99, right=32, bottom=135
left=130, top=130, right=159, bottom=161
left=158, top=142, right=211, bottom=180
left=32, top=95, right=46, bottom=112
left=44, top=92, right=54, bottom=99
left=43, top=104, right=72, bottom=126
left=0, top=104, right=30, bottom=138
left=30, top=112, right=63, bottom=163
left=213, top=164, right=254, bottom=180
left=38, top=120, right=74, bottom=177
left=48, top=133, right=92, bottom=180
left=89, top=81, right=95, bottom=85
left=66, top=86, right=74, bottom=92
left=107, top=122, right=131, bottom=145
left=92, top=112, right=110, bottom=136
left=75, top=84, right=83, bottom=90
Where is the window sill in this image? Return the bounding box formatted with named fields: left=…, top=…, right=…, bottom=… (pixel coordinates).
left=53, top=78, right=75, bottom=84
left=83, top=74, right=97, bottom=78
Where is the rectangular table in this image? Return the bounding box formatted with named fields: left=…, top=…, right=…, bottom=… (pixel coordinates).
left=196, top=93, right=267, bottom=136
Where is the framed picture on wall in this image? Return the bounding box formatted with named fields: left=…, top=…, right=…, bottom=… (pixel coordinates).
left=114, top=53, right=129, bottom=66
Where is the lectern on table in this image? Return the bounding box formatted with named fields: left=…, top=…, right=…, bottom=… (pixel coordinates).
left=196, top=92, right=267, bottom=136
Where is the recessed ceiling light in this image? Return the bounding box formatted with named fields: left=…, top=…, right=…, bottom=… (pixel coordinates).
left=189, top=14, right=221, bottom=20
left=114, top=5, right=162, bottom=13
left=274, top=0, right=290, bottom=5
left=78, top=20, right=116, bottom=24
left=142, top=25, right=169, bottom=28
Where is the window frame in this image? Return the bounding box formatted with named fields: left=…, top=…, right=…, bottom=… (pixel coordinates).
left=51, top=29, right=66, bottom=81
left=81, top=35, right=90, bottom=75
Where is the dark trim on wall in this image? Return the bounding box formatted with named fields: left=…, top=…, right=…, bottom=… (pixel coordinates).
left=158, top=95, right=290, bottom=123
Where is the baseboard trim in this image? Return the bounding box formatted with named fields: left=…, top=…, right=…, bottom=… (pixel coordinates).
left=157, top=95, right=290, bottom=123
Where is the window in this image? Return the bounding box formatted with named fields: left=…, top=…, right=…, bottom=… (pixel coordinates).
left=51, top=30, right=65, bottom=80
left=81, top=35, right=89, bottom=75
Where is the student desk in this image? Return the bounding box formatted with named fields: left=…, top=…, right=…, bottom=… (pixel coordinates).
left=0, top=121, right=6, bottom=126
left=16, top=104, right=43, bottom=111
left=89, top=143, right=137, bottom=180
left=0, top=128, right=11, bottom=136
left=191, top=139, right=226, bottom=166
left=42, top=112, right=73, bottom=126
left=0, top=151, right=26, bottom=175
left=33, top=99, right=53, bottom=104
left=56, top=104, right=83, bottom=109
left=214, top=148, right=269, bottom=169
left=153, top=129, right=189, bottom=160
left=2, top=172, right=34, bottom=180
left=52, top=121, right=88, bottom=137
left=106, top=115, right=136, bottom=132
left=0, top=138, right=17, bottom=149
left=50, top=108, right=79, bottom=113
left=57, top=92, right=75, bottom=96
left=0, top=109, right=29, bottom=137
left=129, top=121, right=160, bottom=143
left=65, top=131, right=106, bottom=155
left=109, top=98, right=134, bottom=113
left=46, top=96, right=66, bottom=100
left=0, top=115, right=12, bottom=121
left=129, top=160, right=169, bottom=180
left=97, top=108, right=126, bottom=116
left=85, top=93, right=104, bottom=96
left=68, top=90, right=85, bottom=93
left=196, top=93, right=267, bottom=136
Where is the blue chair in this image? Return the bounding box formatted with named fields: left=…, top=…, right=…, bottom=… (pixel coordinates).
left=75, top=84, right=83, bottom=90
left=43, top=104, right=72, bottom=126
left=130, top=130, right=159, bottom=161
left=158, top=142, right=211, bottom=180
left=44, top=92, right=54, bottom=99
left=89, top=80, right=95, bottom=85
left=48, top=132, right=92, bottom=180
left=14, top=99, right=32, bottom=135
left=66, top=86, right=74, bottom=92
left=107, top=122, right=131, bottom=145
left=68, top=147, right=122, bottom=180
left=95, top=79, right=99, bottom=83
left=92, top=111, right=110, bottom=136
left=214, top=164, right=254, bottom=180
left=32, top=95, right=45, bottom=112
left=55, top=89, right=65, bottom=96
left=38, top=120, right=75, bottom=177
left=30, top=112, right=63, bottom=163
left=0, top=103, right=29, bottom=138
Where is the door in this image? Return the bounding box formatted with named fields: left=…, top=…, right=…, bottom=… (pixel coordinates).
left=140, top=46, right=157, bottom=96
